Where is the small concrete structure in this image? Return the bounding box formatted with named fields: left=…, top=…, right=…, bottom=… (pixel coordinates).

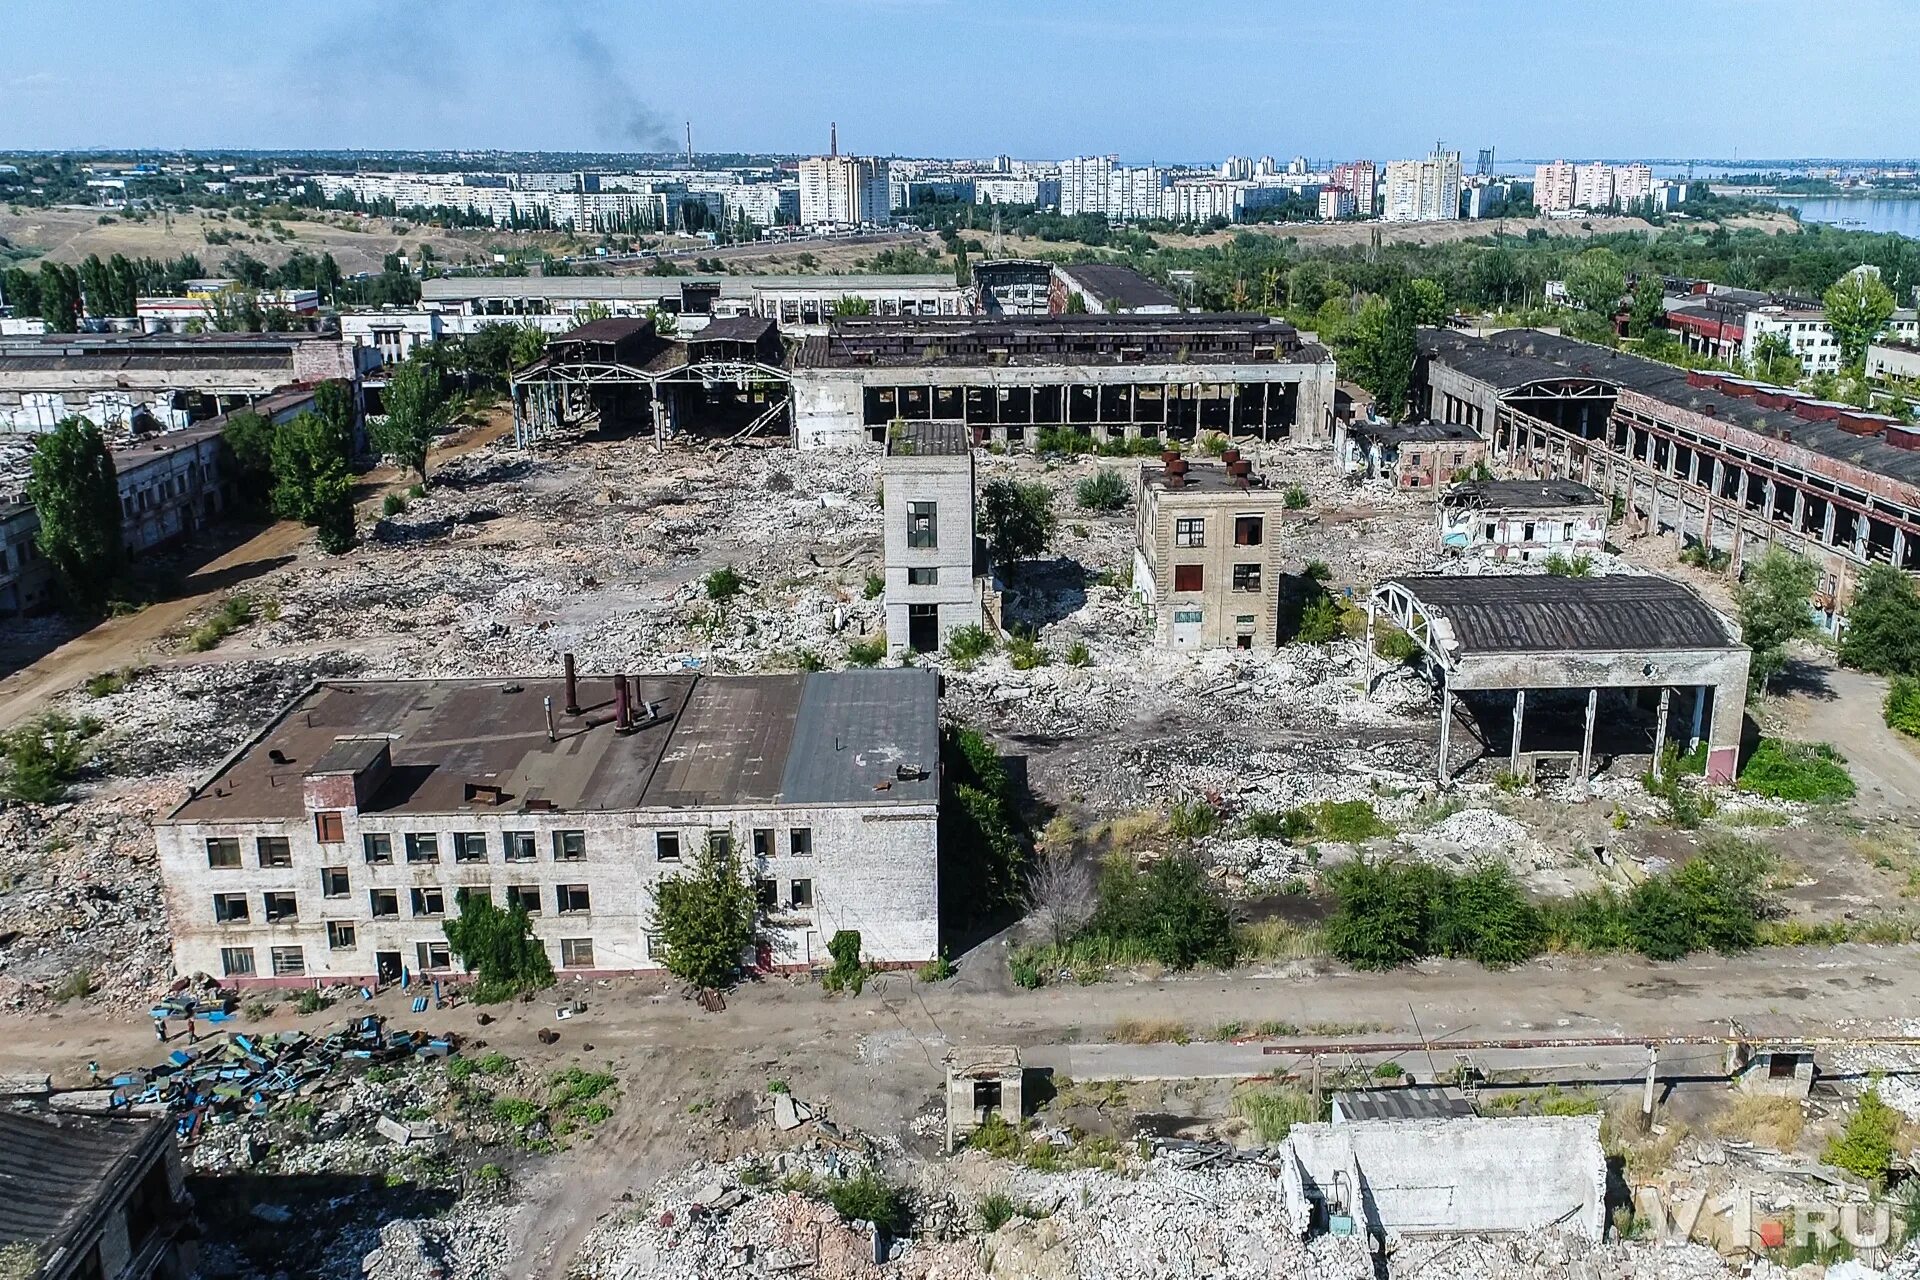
left=1282, top=1113, right=1607, bottom=1241
left=944, top=1046, right=1023, bottom=1152
left=1133, top=450, right=1290, bottom=651
left=0, top=1109, right=195, bottom=1280
left=1438, top=477, right=1608, bottom=564
left=1369, top=573, right=1750, bottom=786
left=1728, top=1042, right=1816, bottom=1098
left=881, top=421, right=985, bottom=653
left=1334, top=418, right=1487, bottom=491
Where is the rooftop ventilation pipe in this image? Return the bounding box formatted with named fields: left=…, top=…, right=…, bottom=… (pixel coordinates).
left=563, top=653, right=580, bottom=716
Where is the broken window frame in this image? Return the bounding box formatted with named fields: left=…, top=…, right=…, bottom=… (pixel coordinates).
left=1233, top=516, right=1264, bottom=547
left=320, top=866, right=350, bottom=898
left=507, top=884, right=542, bottom=914
left=404, top=832, right=440, bottom=864
left=503, top=830, right=538, bottom=863
left=906, top=566, right=939, bottom=586
left=560, top=938, right=595, bottom=969
left=213, top=893, right=250, bottom=924
left=907, top=500, right=938, bottom=549
left=326, top=921, right=357, bottom=951
left=206, top=837, right=242, bottom=869
left=369, top=889, right=400, bottom=918
left=756, top=878, right=778, bottom=909
left=410, top=886, right=446, bottom=918
left=556, top=883, right=592, bottom=915
left=362, top=832, right=393, bottom=865
left=262, top=891, right=298, bottom=923
left=656, top=831, right=681, bottom=863
left=790, top=878, right=814, bottom=908
left=751, top=828, right=774, bottom=859
left=790, top=827, right=813, bottom=857
left=452, top=832, right=488, bottom=863
left=553, top=830, right=587, bottom=862
left=415, top=941, right=451, bottom=972
left=256, top=836, right=293, bottom=868
left=270, top=946, right=305, bottom=977
left=220, top=946, right=255, bottom=977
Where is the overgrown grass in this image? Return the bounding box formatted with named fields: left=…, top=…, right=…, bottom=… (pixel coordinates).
left=182, top=593, right=256, bottom=652
left=1232, top=918, right=1327, bottom=961
left=1, top=712, right=103, bottom=805
left=946, top=624, right=996, bottom=665
left=1075, top=470, right=1131, bottom=512
left=703, top=564, right=744, bottom=602
left=82, top=666, right=143, bottom=698
left=1713, top=1094, right=1804, bottom=1152
left=1006, top=633, right=1049, bottom=670
left=845, top=636, right=886, bottom=667
left=1111, top=1017, right=1192, bottom=1044
left=1231, top=1085, right=1323, bottom=1142
left=1303, top=799, right=1390, bottom=843
left=824, top=1170, right=910, bottom=1234
left=862, top=572, right=884, bottom=600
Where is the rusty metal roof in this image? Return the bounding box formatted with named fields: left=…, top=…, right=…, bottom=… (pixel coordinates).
left=1384, top=573, right=1739, bottom=655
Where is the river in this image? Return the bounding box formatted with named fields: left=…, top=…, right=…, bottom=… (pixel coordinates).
left=1762, top=194, right=1920, bottom=238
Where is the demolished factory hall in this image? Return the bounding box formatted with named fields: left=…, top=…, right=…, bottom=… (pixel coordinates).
left=1369, top=573, right=1749, bottom=786
left=154, top=667, right=942, bottom=985
left=1436, top=477, right=1608, bottom=564
left=1420, top=327, right=1920, bottom=626
left=0, top=1108, right=194, bottom=1280
left=511, top=312, right=1337, bottom=452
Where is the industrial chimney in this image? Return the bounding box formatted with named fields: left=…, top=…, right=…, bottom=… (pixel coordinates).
left=830, top=122, right=838, bottom=157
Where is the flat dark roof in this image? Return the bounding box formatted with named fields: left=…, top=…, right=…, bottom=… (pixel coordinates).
left=888, top=421, right=971, bottom=457
left=1384, top=573, right=1738, bottom=654
left=796, top=312, right=1312, bottom=370
left=1352, top=419, right=1482, bottom=445
left=168, top=670, right=939, bottom=823
left=689, top=315, right=776, bottom=345
left=1443, top=478, right=1603, bottom=509
left=0, top=1110, right=162, bottom=1255
left=1057, top=262, right=1178, bottom=309
left=782, top=670, right=939, bottom=805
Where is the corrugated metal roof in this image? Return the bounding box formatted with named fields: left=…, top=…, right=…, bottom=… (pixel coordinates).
left=0, top=1110, right=160, bottom=1252
left=1334, top=1086, right=1474, bottom=1122
left=1385, top=573, right=1739, bottom=655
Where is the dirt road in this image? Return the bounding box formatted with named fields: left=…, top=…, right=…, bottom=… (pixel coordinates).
left=0, top=414, right=513, bottom=730
left=1776, top=657, right=1920, bottom=816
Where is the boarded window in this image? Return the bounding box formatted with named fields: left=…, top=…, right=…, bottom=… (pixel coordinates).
left=270, top=946, right=305, bottom=977
left=907, top=566, right=939, bottom=586
left=1174, top=564, right=1204, bottom=592
left=314, top=811, right=344, bottom=843
left=256, top=836, right=292, bottom=868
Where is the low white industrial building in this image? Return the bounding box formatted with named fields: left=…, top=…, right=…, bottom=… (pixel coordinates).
left=1436, top=477, right=1608, bottom=563
left=154, top=667, right=942, bottom=986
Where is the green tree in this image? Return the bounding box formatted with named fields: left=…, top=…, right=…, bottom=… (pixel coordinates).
left=953, top=241, right=970, bottom=287
left=1824, top=1088, right=1899, bottom=1183
left=26, top=417, right=123, bottom=615
left=1345, top=291, right=1418, bottom=420
left=1840, top=565, right=1920, bottom=676
left=1063, top=291, right=1089, bottom=315
left=508, top=322, right=547, bottom=370
left=1406, top=277, right=1448, bottom=327
left=1628, top=273, right=1665, bottom=338
left=830, top=295, right=873, bottom=316
left=1747, top=333, right=1801, bottom=386
left=220, top=409, right=275, bottom=508
left=648, top=835, right=758, bottom=991
left=1564, top=248, right=1626, bottom=319
left=37, top=261, right=83, bottom=332
left=978, top=478, right=1056, bottom=566
left=443, top=894, right=554, bottom=1001
left=1734, top=547, right=1819, bottom=692
left=269, top=411, right=357, bottom=553
left=374, top=356, right=446, bottom=482
left=1824, top=269, right=1896, bottom=373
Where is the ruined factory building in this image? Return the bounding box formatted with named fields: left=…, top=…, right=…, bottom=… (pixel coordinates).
left=791, top=312, right=1337, bottom=451
left=1419, top=327, right=1920, bottom=628
left=1134, top=451, right=1289, bottom=651
left=155, top=668, right=941, bottom=986
left=1283, top=1113, right=1607, bottom=1241
left=0, top=1109, right=194, bottom=1280
left=1332, top=417, right=1488, bottom=491
left=1369, top=573, right=1749, bottom=786
left=883, top=421, right=990, bottom=653
left=1436, top=477, right=1608, bottom=564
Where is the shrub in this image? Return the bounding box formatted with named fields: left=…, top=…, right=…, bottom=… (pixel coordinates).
left=1373, top=1062, right=1405, bottom=1080
left=1007, top=634, right=1049, bottom=670
left=1824, top=1088, right=1900, bottom=1183
left=1323, top=860, right=1442, bottom=970
left=1, top=712, right=101, bottom=804
left=1075, top=470, right=1131, bottom=512
left=825, top=1170, right=910, bottom=1234
left=862, top=572, right=884, bottom=599
left=1084, top=855, right=1236, bottom=971
left=1543, top=552, right=1594, bottom=577
left=1888, top=677, right=1920, bottom=739
left=1737, top=738, right=1856, bottom=804
left=50, top=968, right=94, bottom=1003
left=1200, top=433, right=1230, bottom=456
left=1308, top=799, right=1390, bottom=843
left=822, top=929, right=865, bottom=995
left=1240, top=809, right=1291, bottom=840
left=83, top=667, right=139, bottom=698
left=946, top=624, right=996, bottom=664
left=1374, top=628, right=1418, bottom=661
left=703, top=564, right=744, bottom=601
left=1065, top=640, right=1092, bottom=667
left=408, top=482, right=426, bottom=499
left=1282, top=484, right=1310, bottom=510
left=845, top=636, right=886, bottom=667
left=1294, top=595, right=1341, bottom=644
left=1036, top=427, right=1097, bottom=455
left=1167, top=798, right=1220, bottom=840
left=382, top=492, right=408, bottom=517
left=182, top=593, right=256, bottom=652
left=916, top=950, right=956, bottom=982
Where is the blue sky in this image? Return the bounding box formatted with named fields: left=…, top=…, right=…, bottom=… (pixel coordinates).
left=5, top=0, right=1917, bottom=160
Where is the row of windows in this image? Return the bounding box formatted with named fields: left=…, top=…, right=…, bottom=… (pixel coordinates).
left=208, top=826, right=816, bottom=868
left=219, top=936, right=596, bottom=977
left=215, top=882, right=593, bottom=925
left=1172, top=563, right=1262, bottom=593
left=1172, top=515, right=1264, bottom=549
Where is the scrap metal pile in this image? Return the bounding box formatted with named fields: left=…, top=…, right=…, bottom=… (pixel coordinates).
left=66, top=1014, right=455, bottom=1142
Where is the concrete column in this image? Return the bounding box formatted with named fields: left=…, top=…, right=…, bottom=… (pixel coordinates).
left=1509, top=689, right=1526, bottom=779
left=1897, top=527, right=1908, bottom=569
left=1437, top=684, right=1454, bottom=786
left=1689, top=685, right=1705, bottom=752
left=1580, top=688, right=1598, bottom=798
left=1364, top=598, right=1376, bottom=693
left=1651, top=686, right=1672, bottom=777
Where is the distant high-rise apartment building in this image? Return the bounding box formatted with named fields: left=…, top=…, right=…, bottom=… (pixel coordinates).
left=1383, top=149, right=1461, bottom=222
left=1221, top=155, right=1253, bottom=180
left=1613, top=163, right=1654, bottom=208
left=1330, top=160, right=1377, bottom=214
left=1061, top=156, right=1163, bottom=220
left=1533, top=160, right=1578, bottom=213
left=1573, top=162, right=1614, bottom=212
left=1061, top=155, right=1116, bottom=217
left=798, top=153, right=890, bottom=227
left=1318, top=187, right=1357, bottom=220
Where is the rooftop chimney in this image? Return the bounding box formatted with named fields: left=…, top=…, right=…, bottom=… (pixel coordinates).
left=614, top=674, right=632, bottom=733
left=563, top=653, right=580, bottom=716
left=830, top=122, right=838, bottom=157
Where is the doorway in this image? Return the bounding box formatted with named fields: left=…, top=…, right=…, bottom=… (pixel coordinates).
left=908, top=603, right=939, bottom=653
left=376, top=951, right=403, bottom=984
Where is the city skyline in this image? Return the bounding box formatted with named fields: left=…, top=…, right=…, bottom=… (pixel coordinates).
left=6, top=0, right=1920, bottom=160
